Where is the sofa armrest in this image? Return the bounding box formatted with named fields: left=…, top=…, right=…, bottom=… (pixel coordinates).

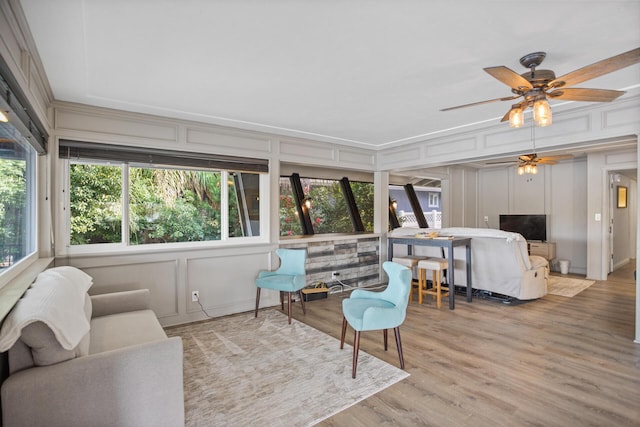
left=529, top=255, right=549, bottom=270
left=90, top=289, right=151, bottom=318
left=1, top=337, right=184, bottom=427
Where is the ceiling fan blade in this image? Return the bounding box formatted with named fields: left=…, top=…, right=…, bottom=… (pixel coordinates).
left=549, top=47, right=640, bottom=88
left=540, top=154, right=573, bottom=161
left=484, top=66, right=534, bottom=90
left=441, top=95, right=520, bottom=111
left=519, top=154, right=534, bottom=161
left=537, top=159, right=558, bottom=165
left=548, top=87, right=625, bottom=102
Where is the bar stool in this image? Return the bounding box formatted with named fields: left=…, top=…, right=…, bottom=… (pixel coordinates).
left=417, top=258, right=449, bottom=308
left=392, top=255, right=429, bottom=302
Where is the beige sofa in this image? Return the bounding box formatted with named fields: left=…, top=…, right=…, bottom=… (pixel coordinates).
left=390, top=227, right=549, bottom=300
left=0, top=267, right=184, bottom=427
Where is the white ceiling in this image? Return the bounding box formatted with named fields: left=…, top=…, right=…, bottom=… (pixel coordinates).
left=19, top=0, right=640, bottom=150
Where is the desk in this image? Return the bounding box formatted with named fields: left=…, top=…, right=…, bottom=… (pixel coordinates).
left=388, top=236, right=472, bottom=309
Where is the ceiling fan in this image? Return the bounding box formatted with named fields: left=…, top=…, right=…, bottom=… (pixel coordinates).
left=487, top=153, right=573, bottom=175
left=442, top=47, right=640, bottom=127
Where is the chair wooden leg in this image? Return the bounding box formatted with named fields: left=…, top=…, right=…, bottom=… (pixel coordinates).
left=352, top=330, right=361, bottom=379
left=280, top=291, right=285, bottom=311
left=287, top=292, right=292, bottom=324
left=340, top=316, right=348, bottom=349
left=394, top=327, right=405, bottom=369
left=298, top=290, right=306, bottom=315
left=383, top=329, right=388, bottom=351
left=255, top=288, right=261, bottom=318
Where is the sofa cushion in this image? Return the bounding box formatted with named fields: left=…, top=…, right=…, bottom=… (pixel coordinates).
left=89, top=309, right=167, bottom=354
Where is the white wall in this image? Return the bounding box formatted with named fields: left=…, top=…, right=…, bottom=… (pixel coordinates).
left=474, top=158, right=589, bottom=274
left=50, top=102, right=379, bottom=326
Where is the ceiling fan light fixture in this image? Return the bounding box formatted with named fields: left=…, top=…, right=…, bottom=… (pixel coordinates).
left=533, top=98, right=552, bottom=127
left=509, top=107, right=524, bottom=128
left=0, top=110, right=8, bottom=123
left=302, top=196, right=312, bottom=209
left=517, top=165, right=525, bottom=175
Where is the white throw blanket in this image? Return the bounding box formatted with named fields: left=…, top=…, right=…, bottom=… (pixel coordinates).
left=0, top=266, right=93, bottom=352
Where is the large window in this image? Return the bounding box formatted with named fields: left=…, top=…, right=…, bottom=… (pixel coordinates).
left=390, top=184, right=442, bottom=228
left=0, top=125, right=36, bottom=270
left=0, top=63, right=47, bottom=280
left=279, top=176, right=374, bottom=236
left=62, top=141, right=266, bottom=249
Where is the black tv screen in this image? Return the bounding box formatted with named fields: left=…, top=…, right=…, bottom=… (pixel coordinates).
left=499, top=214, right=547, bottom=242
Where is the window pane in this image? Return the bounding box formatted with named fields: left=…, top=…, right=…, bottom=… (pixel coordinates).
left=279, top=177, right=303, bottom=236
left=0, top=129, right=35, bottom=268
left=389, top=185, right=442, bottom=228
left=302, top=178, right=351, bottom=234
left=229, top=172, right=260, bottom=237
left=70, top=163, right=123, bottom=244
left=129, top=167, right=222, bottom=244
left=351, top=181, right=374, bottom=232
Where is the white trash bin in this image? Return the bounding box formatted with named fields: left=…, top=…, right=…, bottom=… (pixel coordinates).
left=559, top=259, right=570, bottom=275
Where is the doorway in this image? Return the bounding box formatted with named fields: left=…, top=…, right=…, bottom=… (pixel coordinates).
left=609, top=170, right=637, bottom=273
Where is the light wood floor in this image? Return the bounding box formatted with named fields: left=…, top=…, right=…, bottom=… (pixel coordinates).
left=289, top=262, right=640, bottom=426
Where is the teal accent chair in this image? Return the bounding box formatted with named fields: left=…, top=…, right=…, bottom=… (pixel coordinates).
left=255, top=248, right=307, bottom=324
left=340, top=261, right=411, bottom=378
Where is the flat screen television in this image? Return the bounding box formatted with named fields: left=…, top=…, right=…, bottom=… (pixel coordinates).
left=499, top=214, right=547, bottom=242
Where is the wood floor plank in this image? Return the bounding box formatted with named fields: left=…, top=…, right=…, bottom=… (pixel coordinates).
left=287, top=261, right=640, bottom=426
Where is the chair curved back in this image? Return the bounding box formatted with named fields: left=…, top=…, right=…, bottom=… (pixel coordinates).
left=381, top=260, right=412, bottom=314
left=275, top=248, right=307, bottom=276
left=340, top=261, right=411, bottom=378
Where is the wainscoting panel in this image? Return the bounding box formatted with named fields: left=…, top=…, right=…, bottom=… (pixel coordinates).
left=82, top=260, right=179, bottom=318
left=186, top=252, right=270, bottom=316
left=337, top=149, right=376, bottom=168
left=185, top=126, right=272, bottom=154
left=279, top=138, right=335, bottom=162
left=55, top=106, right=179, bottom=144
left=428, top=136, right=478, bottom=157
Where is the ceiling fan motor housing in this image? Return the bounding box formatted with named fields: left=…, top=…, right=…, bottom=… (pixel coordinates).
left=520, top=69, right=557, bottom=87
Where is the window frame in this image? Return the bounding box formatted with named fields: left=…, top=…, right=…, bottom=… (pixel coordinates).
left=0, top=135, right=38, bottom=279
left=58, top=151, right=269, bottom=256
left=279, top=174, right=374, bottom=237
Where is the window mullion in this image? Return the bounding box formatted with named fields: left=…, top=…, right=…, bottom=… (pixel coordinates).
left=122, top=164, right=130, bottom=245
left=221, top=170, right=229, bottom=240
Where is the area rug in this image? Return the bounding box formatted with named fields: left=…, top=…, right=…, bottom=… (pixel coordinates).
left=547, top=275, right=595, bottom=297
left=165, top=309, right=409, bottom=427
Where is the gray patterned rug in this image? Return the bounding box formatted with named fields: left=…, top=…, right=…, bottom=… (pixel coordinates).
left=547, top=275, right=595, bottom=297
left=166, top=309, right=409, bottom=426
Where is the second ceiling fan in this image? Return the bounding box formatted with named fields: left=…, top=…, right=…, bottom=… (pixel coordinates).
left=487, top=153, right=573, bottom=175
left=442, top=47, right=640, bottom=127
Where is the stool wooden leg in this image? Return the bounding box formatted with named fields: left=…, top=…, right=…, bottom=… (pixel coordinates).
left=409, top=271, right=414, bottom=302
left=431, top=271, right=437, bottom=301
left=418, top=268, right=423, bottom=304
left=435, top=272, right=442, bottom=309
